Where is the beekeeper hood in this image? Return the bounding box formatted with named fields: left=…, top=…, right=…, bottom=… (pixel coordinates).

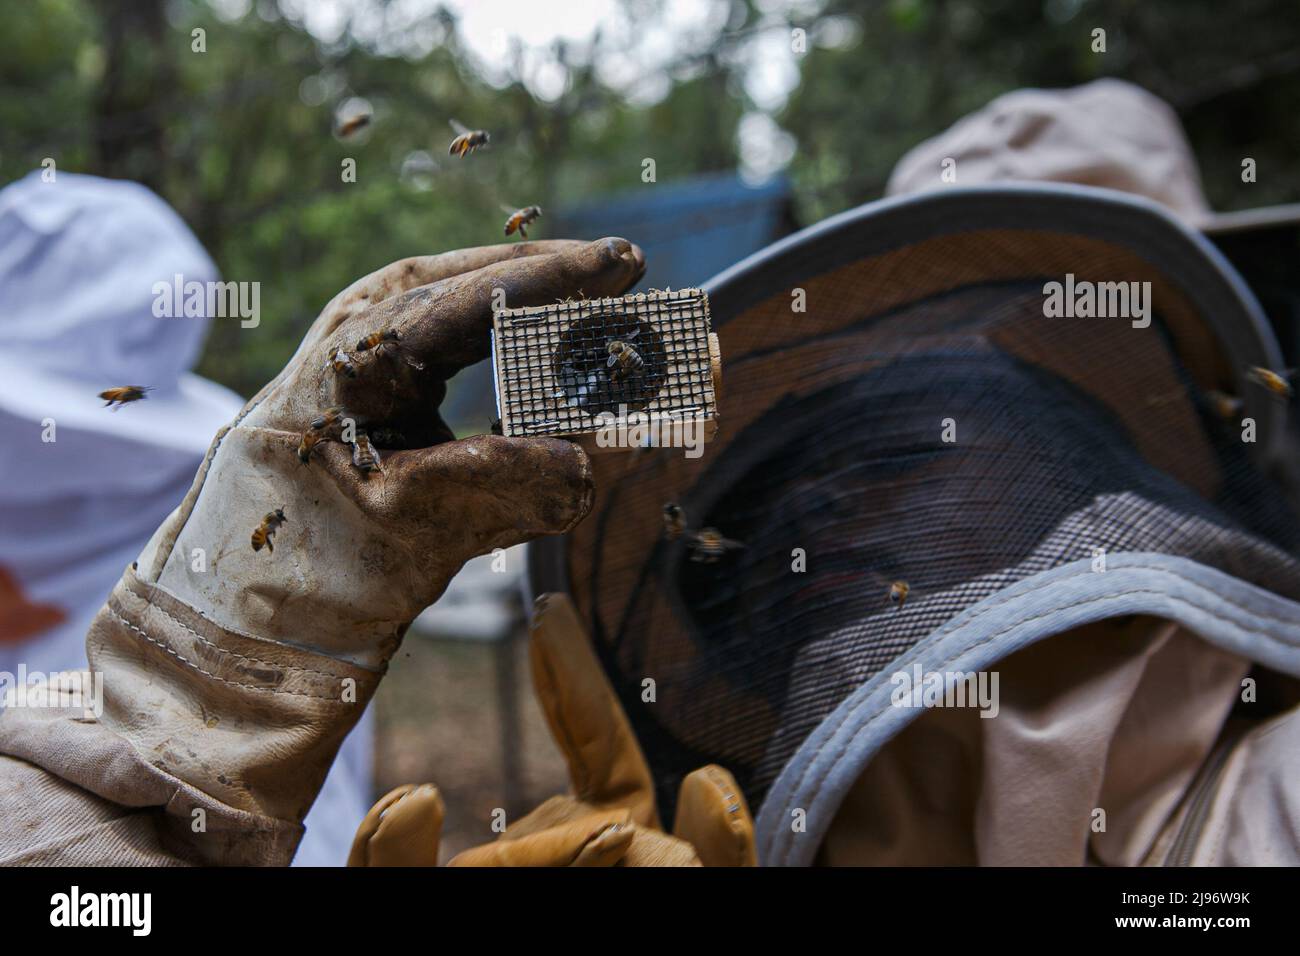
left=886, top=77, right=1300, bottom=236
left=534, top=82, right=1300, bottom=866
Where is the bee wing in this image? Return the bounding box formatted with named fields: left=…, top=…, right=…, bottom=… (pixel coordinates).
left=449, top=118, right=470, bottom=136
left=607, top=354, right=619, bottom=367
left=500, top=202, right=520, bottom=215
left=624, top=329, right=640, bottom=341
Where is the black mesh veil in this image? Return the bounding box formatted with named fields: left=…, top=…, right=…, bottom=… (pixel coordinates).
left=533, top=185, right=1300, bottom=821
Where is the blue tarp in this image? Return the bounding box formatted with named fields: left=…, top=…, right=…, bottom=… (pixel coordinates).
left=552, top=171, right=793, bottom=291
left=445, top=171, right=792, bottom=430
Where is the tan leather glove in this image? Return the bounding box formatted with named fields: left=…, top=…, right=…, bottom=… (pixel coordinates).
left=0, top=239, right=643, bottom=866
left=349, top=593, right=757, bottom=867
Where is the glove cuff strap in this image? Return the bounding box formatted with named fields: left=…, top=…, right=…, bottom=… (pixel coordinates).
left=0, top=566, right=383, bottom=863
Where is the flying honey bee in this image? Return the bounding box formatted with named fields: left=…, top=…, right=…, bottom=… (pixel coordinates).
left=687, top=528, right=744, bottom=563
left=251, top=508, right=287, bottom=553
left=663, top=503, right=687, bottom=540
left=502, top=204, right=542, bottom=239
left=336, top=111, right=372, bottom=139
left=448, top=119, right=489, bottom=158
left=1205, top=390, right=1244, bottom=420
left=606, top=329, right=644, bottom=384
left=326, top=347, right=357, bottom=378
left=889, top=581, right=910, bottom=608
left=98, top=385, right=152, bottom=409
left=1246, top=366, right=1293, bottom=400
left=351, top=433, right=382, bottom=476
left=297, top=429, right=324, bottom=464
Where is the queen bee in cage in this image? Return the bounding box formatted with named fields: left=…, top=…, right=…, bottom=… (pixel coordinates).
left=490, top=288, right=720, bottom=450
left=605, top=329, right=645, bottom=384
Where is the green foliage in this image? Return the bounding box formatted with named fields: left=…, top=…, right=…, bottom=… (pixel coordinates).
left=2, top=0, right=1296, bottom=399
left=781, top=0, right=1300, bottom=223
left=0, top=0, right=747, bottom=397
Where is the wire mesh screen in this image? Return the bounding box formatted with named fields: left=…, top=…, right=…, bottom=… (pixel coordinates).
left=492, top=288, right=717, bottom=437
left=560, top=227, right=1300, bottom=825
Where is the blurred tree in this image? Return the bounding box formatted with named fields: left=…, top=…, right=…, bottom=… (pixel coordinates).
left=778, top=0, right=1300, bottom=222
left=0, top=0, right=1296, bottom=400
left=0, top=0, right=747, bottom=398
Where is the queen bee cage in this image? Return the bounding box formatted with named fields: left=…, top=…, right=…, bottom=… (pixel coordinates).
left=491, top=288, right=720, bottom=446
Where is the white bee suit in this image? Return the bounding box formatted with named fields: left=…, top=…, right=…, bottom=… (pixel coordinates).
left=0, top=171, right=371, bottom=866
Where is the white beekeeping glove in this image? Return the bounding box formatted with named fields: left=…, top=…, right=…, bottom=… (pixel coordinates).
left=0, top=238, right=645, bottom=865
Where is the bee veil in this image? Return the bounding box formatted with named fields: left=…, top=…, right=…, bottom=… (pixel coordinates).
left=531, top=179, right=1300, bottom=866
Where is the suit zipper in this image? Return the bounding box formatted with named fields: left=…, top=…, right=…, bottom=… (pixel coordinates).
left=1163, top=731, right=1240, bottom=867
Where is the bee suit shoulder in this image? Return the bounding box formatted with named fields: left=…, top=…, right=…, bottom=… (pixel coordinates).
left=0, top=753, right=188, bottom=866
